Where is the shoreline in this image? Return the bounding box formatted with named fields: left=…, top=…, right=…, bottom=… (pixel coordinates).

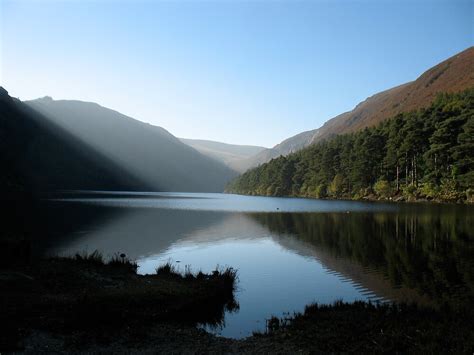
left=2, top=250, right=473, bottom=353
left=1, top=251, right=238, bottom=353
left=225, top=190, right=474, bottom=205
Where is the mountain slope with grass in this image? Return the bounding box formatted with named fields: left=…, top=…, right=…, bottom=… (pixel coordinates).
left=240, top=47, right=474, bottom=171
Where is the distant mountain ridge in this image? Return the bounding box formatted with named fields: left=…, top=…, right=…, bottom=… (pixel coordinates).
left=180, top=138, right=266, bottom=172
left=24, top=97, right=236, bottom=192
left=240, top=47, right=474, bottom=170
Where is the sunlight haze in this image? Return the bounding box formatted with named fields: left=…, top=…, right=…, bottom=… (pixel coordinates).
left=1, top=0, right=472, bottom=146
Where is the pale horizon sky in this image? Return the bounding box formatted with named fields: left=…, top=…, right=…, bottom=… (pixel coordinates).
left=1, top=0, right=472, bottom=147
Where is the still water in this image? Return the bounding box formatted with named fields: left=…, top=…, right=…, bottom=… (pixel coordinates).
left=47, top=192, right=473, bottom=338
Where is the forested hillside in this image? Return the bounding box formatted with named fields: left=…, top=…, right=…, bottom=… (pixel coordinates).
left=227, top=88, right=474, bottom=202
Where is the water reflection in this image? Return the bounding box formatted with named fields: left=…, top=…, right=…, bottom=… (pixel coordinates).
left=48, top=192, right=474, bottom=338
left=251, top=211, right=474, bottom=308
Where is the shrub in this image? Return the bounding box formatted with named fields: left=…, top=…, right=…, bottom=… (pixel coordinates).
left=155, top=261, right=177, bottom=276
left=315, top=184, right=327, bottom=198
left=466, top=188, right=474, bottom=202
left=329, top=174, right=344, bottom=197
left=299, top=184, right=308, bottom=196
left=439, top=178, right=459, bottom=200
left=354, top=187, right=373, bottom=199
left=403, top=184, right=417, bottom=197
left=419, top=182, right=439, bottom=199
left=273, top=186, right=283, bottom=197
left=73, top=250, right=105, bottom=265
left=108, top=253, right=138, bottom=272
left=266, top=185, right=275, bottom=196
left=373, top=180, right=392, bottom=198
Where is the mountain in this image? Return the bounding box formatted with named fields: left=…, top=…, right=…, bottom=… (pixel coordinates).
left=241, top=47, right=474, bottom=171
left=180, top=138, right=266, bottom=172
left=23, top=97, right=236, bottom=192
left=228, top=88, right=474, bottom=201
left=0, top=87, right=143, bottom=196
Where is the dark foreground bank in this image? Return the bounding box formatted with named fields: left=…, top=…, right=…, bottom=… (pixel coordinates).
left=1, top=249, right=238, bottom=353
left=1, top=248, right=473, bottom=354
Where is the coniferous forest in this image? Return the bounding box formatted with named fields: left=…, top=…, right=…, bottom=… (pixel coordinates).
left=227, top=88, right=474, bottom=202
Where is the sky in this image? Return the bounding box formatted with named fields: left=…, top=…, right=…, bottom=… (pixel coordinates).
left=0, top=0, right=472, bottom=147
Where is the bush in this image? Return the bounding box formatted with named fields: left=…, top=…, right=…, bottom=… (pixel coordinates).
left=466, top=188, right=474, bottom=202
left=373, top=180, right=392, bottom=198
left=353, top=187, right=373, bottom=199
left=419, top=182, right=438, bottom=199
left=315, top=184, right=328, bottom=198
left=403, top=184, right=417, bottom=197
left=299, top=184, right=308, bottom=196
left=329, top=174, right=344, bottom=197
left=266, top=185, right=275, bottom=196
left=73, top=250, right=104, bottom=265
left=108, top=253, right=138, bottom=272
left=155, top=261, right=177, bottom=276
left=273, top=186, right=283, bottom=197
left=439, top=178, right=459, bottom=200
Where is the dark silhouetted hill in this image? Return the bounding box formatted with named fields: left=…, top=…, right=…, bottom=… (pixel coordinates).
left=0, top=87, right=143, bottom=197
left=24, top=97, right=236, bottom=192
left=0, top=88, right=236, bottom=196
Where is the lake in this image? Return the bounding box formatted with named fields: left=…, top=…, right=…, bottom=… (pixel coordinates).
left=43, top=191, right=473, bottom=338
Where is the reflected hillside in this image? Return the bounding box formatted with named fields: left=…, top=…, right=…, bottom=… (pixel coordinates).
left=251, top=209, right=474, bottom=308
left=51, top=208, right=232, bottom=259
left=48, top=196, right=474, bottom=310
left=269, top=229, right=433, bottom=306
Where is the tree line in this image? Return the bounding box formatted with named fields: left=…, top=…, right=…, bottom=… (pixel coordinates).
left=227, top=88, right=474, bottom=202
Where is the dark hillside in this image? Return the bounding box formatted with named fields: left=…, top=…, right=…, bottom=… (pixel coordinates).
left=0, top=87, right=143, bottom=197
left=26, top=98, right=236, bottom=192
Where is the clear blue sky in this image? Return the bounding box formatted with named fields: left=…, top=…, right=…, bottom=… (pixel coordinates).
left=1, top=0, right=472, bottom=147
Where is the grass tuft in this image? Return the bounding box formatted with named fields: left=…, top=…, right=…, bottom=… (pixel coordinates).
left=155, top=260, right=178, bottom=276
left=214, top=266, right=238, bottom=289
left=108, top=253, right=138, bottom=272
left=59, top=250, right=138, bottom=272
left=154, top=262, right=238, bottom=287
left=72, top=250, right=105, bottom=265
